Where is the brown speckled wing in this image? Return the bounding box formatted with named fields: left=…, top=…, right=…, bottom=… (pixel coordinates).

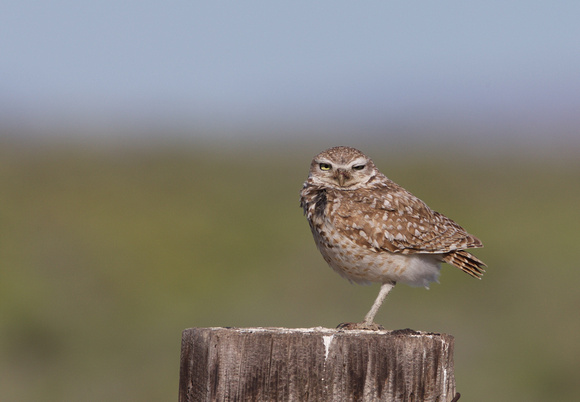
left=330, top=177, right=483, bottom=256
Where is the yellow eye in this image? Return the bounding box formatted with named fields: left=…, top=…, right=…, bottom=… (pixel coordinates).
left=319, top=163, right=332, bottom=171
left=352, top=164, right=365, bottom=171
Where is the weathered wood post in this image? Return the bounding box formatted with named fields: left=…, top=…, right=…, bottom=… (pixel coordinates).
left=179, top=327, right=457, bottom=401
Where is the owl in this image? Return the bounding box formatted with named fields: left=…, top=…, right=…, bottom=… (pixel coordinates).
left=300, top=146, right=486, bottom=330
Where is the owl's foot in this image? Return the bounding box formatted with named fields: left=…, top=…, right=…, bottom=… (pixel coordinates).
left=336, top=322, right=385, bottom=331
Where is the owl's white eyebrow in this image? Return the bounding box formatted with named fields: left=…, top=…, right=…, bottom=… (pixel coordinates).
left=350, top=158, right=367, bottom=166
left=316, top=158, right=332, bottom=164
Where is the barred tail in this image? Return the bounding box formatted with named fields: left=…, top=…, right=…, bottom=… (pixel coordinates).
left=443, top=250, right=486, bottom=279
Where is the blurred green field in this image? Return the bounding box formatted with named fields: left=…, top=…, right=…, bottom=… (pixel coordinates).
left=1, top=140, right=579, bottom=401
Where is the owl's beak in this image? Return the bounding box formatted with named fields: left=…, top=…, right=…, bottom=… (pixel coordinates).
left=335, top=169, right=351, bottom=187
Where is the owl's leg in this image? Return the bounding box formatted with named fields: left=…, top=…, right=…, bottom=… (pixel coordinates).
left=336, top=281, right=396, bottom=330
left=363, top=281, right=395, bottom=326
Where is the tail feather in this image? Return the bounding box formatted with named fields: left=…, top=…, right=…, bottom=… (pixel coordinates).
left=443, top=250, right=486, bottom=279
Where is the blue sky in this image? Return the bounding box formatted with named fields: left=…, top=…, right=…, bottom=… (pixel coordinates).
left=1, top=1, right=579, bottom=142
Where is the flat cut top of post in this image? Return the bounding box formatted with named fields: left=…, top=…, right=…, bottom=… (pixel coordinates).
left=201, top=326, right=444, bottom=335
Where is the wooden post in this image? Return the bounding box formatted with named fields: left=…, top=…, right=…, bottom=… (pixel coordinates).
left=179, top=327, right=457, bottom=402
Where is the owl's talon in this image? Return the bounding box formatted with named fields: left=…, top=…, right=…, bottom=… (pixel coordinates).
left=337, top=322, right=385, bottom=331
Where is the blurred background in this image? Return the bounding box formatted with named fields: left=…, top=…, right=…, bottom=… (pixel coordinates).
left=1, top=2, right=579, bottom=401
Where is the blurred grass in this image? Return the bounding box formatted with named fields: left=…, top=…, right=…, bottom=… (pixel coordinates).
left=0, top=140, right=579, bottom=401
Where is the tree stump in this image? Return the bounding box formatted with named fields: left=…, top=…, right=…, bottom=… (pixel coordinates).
left=179, top=327, right=456, bottom=402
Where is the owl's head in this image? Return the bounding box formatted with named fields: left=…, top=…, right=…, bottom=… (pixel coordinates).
left=307, top=146, right=379, bottom=189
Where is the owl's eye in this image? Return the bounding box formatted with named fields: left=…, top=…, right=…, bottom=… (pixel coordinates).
left=352, top=164, right=365, bottom=171
left=319, top=163, right=332, bottom=171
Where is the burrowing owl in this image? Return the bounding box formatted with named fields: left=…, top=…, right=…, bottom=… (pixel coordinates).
left=300, top=146, right=485, bottom=330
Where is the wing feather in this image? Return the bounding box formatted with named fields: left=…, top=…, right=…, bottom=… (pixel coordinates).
left=330, top=178, right=483, bottom=255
